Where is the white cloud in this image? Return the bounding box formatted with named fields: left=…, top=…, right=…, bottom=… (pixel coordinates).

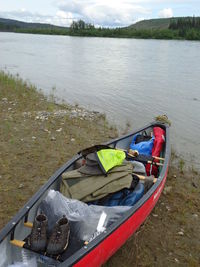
left=0, top=9, right=74, bottom=27
left=1, top=0, right=200, bottom=27
left=57, top=0, right=151, bottom=27
left=158, top=8, right=173, bottom=18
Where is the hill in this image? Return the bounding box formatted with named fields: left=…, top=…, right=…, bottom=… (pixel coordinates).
left=0, top=17, right=68, bottom=31
left=128, top=18, right=173, bottom=30
left=128, top=17, right=200, bottom=30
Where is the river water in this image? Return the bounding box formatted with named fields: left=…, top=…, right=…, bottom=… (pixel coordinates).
left=0, top=32, right=200, bottom=164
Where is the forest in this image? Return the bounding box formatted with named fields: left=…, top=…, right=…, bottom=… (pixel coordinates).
left=0, top=17, right=200, bottom=40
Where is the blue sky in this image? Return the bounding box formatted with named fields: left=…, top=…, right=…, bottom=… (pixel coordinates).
left=0, top=0, right=200, bottom=27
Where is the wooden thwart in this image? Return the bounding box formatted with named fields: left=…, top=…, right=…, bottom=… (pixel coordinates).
left=152, top=156, right=165, bottom=161
left=10, top=239, right=25, bottom=248
left=24, top=222, right=33, bottom=228
left=145, top=160, right=163, bottom=166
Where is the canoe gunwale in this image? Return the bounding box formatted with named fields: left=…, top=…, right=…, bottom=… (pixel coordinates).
left=0, top=121, right=170, bottom=266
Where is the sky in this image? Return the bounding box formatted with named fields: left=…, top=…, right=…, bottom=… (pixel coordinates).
left=0, top=0, right=200, bottom=27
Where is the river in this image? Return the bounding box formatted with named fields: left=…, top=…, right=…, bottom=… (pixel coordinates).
left=0, top=32, right=200, bottom=165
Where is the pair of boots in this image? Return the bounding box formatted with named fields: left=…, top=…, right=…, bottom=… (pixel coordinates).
left=30, top=214, right=70, bottom=255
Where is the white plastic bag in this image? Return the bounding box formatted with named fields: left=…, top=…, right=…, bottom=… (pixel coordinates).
left=38, top=190, right=130, bottom=241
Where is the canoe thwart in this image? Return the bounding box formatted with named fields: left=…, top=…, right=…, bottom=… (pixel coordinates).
left=10, top=239, right=25, bottom=248
left=24, top=222, right=33, bottom=228
left=153, top=156, right=165, bottom=161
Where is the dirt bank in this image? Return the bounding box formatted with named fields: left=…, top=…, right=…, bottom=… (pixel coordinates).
left=0, top=71, right=117, bottom=229
left=0, top=72, right=199, bottom=266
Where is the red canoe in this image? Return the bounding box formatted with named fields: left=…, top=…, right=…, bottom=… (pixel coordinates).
left=0, top=121, right=170, bottom=267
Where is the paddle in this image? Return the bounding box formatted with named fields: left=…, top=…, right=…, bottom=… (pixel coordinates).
left=127, top=153, right=163, bottom=166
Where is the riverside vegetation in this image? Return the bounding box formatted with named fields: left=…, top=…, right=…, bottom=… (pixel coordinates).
left=0, top=72, right=199, bottom=266
left=0, top=17, right=200, bottom=40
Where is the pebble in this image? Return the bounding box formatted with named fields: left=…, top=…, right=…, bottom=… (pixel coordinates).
left=43, top=129, right=50, bottom=133
left=71, top=138, right=75, bottom=142
left=192, top=182, right=198, bottom=188
left=173, top=174, right=177, bottom=178
left=174, top=258, right=179, bottom=263
left=178, top=231, right=184, bottom=236
left=0, top=175, right=2, bottom=179
left=152, top=214, right=158, bottom=217
left=8, top=107, right=12, bottom=111
left=166, top=206, right=171, bottom=211
left=2, top=98, right=8, bottom=102
left=192, top=214, right=198, bottom=218
left=56, top=128, right=62, bottom=132
left=51, top=136, right=56, bottom=141
left=18, top=184, right=24, bottom=189
left=32, top=136, right=36, bottom=140
left=23, top=112, right=31, bottom=117
left=71, top=110, right=77, bottom=116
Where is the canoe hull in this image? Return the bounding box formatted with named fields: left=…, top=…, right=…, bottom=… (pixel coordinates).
left=73, top=169, right=168, bottom=267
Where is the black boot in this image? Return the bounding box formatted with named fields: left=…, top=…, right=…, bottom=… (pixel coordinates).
left=30, top=213, right=48, bottom=252
left=46, top=215, right=70, bottom=255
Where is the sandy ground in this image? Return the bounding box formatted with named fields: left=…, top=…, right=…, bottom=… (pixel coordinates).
left=0, top=72, right=199, bottom=266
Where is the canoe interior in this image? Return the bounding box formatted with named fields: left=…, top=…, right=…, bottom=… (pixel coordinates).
left=0, top=122, right=169, bottom=267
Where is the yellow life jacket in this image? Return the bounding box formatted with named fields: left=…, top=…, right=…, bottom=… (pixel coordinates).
left=97, top=149, right=126, bottom=174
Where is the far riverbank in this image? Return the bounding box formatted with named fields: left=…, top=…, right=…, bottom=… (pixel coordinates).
left=1, top=17, right=200, bottom=41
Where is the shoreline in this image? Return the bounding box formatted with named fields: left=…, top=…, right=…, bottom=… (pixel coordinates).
left=1, top=30, right=200, bottom=42
left=0, top=72, right=199, bottom=266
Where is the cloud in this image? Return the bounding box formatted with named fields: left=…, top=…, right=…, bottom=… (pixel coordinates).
left=0, top=9, right=74, bottom=27
left=57, top=0, right=151, bottom=27
left=158, top=8, right=173, bottom=18
left=0, top=9, right=48, bottom=22
left=1, top=0, right=200, bottom=27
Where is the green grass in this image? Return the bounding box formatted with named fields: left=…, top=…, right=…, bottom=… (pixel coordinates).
left=128, top=18, right=171, bottom=30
